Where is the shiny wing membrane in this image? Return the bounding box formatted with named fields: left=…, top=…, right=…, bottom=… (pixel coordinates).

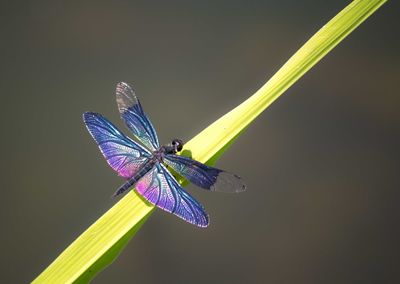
left=164, top=154, right=246, bottom=193
left=136, top=163, right=209, bottom=227
left=83, top=112, right=151, bottom=178
left=116, top=82, right=160, bottom=151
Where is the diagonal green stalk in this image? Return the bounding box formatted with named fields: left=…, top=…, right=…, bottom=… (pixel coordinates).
left=33, top=0, right=387, bottom=283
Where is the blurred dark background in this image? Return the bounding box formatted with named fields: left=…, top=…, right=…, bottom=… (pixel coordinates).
left=1, top=0, right=399, bottom=283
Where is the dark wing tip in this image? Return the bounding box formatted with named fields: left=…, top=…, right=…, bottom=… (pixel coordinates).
left=198, top=219, right=210, bottom=228
left=83, top=111, right=98, bottom=123
left=211, top=171, right=247, bottom=193
left=234, top=173, right=247, bottom=192
left=82, top=111, right=91, bottom=118
left=191, top=213, right=209, bottom=228
left=116, top=82, right=134, bottom=95
left=174, top=211, right=209, bottom=228
left=116, top=82, right=137, bottom=112
left=117, top=81, right=131, bottom=87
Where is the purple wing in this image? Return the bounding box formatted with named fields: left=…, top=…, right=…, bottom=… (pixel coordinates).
left=83, top=112, right=151, bottom=178
left=164, top=154, right=246, bottom=193
left=136, top=163, right=209, bottom=227
left=116, top=82, right=160, bottom=151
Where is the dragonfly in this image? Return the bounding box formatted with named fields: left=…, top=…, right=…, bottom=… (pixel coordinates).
left=83, top=82, right=246, bottom=227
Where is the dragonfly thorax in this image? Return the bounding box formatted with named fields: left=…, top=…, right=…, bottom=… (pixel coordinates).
left=153, top=139, right=184, bottom=161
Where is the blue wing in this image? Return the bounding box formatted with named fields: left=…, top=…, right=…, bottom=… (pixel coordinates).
left=136, top=163, right=209, bottom=227
left=116, top=82, right=160, bottom=151
left=164, top=154, right=246, bottom=193
left=83, top=112, right=151, bottom=178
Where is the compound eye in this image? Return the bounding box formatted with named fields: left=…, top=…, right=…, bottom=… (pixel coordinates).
left=172, top=139, right=184, bottom=152
left=177, top=144, right=183, bottom=151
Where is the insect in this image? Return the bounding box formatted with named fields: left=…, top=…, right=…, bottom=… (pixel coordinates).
left=83, top=82, right=246, bottom=227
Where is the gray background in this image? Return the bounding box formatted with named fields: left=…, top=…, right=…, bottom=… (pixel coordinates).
left=1, top=0, right=399, bottom=283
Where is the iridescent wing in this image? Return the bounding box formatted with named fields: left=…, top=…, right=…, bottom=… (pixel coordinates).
left=164, top=154, right=246, bottom=193
left=136, top=163, right=209, bottom=227
left=116, top=82, right=160, bottom=151
left=83, top=112, right=151, bottom=178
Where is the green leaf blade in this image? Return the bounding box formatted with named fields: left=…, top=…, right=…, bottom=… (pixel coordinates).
left=185, top=0, right=387, bottom=164
left=33, top=193, right=154, bottom=283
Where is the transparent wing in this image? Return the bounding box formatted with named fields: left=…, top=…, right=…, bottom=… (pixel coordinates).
left=83, top=112, right=151, bottom=178
left=116, top=82, right=160, bottom=151
left=136, top=163, right=209, bottom=227
left=164, top=154, right=246, bottom=193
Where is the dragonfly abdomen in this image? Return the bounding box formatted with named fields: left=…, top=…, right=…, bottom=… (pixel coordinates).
left=112, top=159, right=156, bottom=197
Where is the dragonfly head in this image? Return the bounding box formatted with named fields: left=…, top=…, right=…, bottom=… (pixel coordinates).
left=171, top=139, right=184, bottom=153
